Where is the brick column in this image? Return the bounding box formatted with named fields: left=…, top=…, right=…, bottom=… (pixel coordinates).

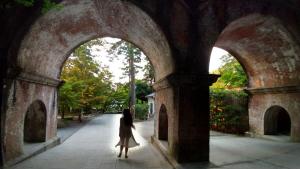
left=3, top=71, right=62, bottom=161
left=153, top=73, right=219, bottom=163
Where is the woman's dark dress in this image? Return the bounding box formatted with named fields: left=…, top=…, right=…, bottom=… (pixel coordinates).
left=116, top=117, right=139, bottom=148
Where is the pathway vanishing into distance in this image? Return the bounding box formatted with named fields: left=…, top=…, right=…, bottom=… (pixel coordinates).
left=11, top=114, right=172, bottom=169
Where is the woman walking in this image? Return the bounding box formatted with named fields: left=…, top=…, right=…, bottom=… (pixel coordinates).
left=116, top=109, right=139, bottom=158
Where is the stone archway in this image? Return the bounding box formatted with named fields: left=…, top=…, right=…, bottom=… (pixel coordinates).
left=264, top=106, right=291, bottom=136
left=24, top=100, right=47, bottom=143
left=214, top=14, right=300, bottom=141
left=158, top=104, right=168, bottom=141
left=17, top=0, right=174, bottom=80
left=4, top=0, right=174, bottom=162
left=215, top=14, right=300, bottom=88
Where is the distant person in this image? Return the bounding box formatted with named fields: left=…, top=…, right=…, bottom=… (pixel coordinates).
left=116, top=109, right=139, bottom=158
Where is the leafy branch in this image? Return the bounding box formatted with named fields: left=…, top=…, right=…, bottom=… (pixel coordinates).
left=1, top=0, right=62, bottom=14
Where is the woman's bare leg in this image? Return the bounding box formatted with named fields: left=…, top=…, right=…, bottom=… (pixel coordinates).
left=118, top=138, right=125, bottom=157
left=124, top=137, right=130, bottom=158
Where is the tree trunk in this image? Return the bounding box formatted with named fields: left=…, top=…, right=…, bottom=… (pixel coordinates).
left=129, top=53, right=136, bottom=119
left=61, top=110, right=65, bottom=119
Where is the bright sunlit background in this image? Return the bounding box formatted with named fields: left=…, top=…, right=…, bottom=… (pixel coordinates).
left=209, top=47, right=228, bottom=73
left=91, top=37, right=148, bottom=83
left=91, top=39, right=227, bottom=83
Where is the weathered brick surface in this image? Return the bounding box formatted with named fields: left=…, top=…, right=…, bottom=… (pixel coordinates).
left=4, top=80, right=57, bottom=161
left=216, top=13, right=300, bottom=142
left=154, top=87, right=175, bottom=153
left=216, top=14, right=300, bottom=88
left=17, top=0, right=173, bottom=80
left=249, top=93, right=300, bottom=141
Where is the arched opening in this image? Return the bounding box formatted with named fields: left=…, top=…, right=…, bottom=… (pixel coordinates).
left=57, top=37, right=155, bottom=140
left=210, top=13, right=300, bottom=167
left=213, top=13, right=300, bottom=138
left=264, top=106, right=291, bottom=136
left=4, top=0, right=174, bottom=162
left=158, top=104, right=168, bottom=141
left=17, top=0, right=174, bottom=81
left=24, top=100, right=47, bottom=143
left=209, top=47, right=249, bottom=134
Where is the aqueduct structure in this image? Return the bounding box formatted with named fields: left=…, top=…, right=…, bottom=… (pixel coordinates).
left=0, top=0, right=300, bottom=166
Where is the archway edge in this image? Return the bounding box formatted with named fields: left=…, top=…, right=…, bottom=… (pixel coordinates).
left=263, top=105, right=291, bottom=123
left=215, top=13, right=300, bottom=88
left=17, top=0, right=174, bottom=80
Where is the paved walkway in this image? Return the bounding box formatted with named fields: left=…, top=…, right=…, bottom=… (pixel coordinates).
left=9, top=114, right=300, bottom=169
left=210, top=133, right=300, bottom=169
left=11, top=114, right=172, bottom=169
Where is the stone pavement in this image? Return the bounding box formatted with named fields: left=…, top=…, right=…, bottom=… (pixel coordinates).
left=209, top=133, right=300, bottom=169
left=9, top=114, right=300, bottom=169
left=134, top=119, right=154, bottom=141
left=10, top=114, right=172, bottom=169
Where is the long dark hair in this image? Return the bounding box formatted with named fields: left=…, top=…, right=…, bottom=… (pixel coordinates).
left=123, top=109, right=133, bottom=126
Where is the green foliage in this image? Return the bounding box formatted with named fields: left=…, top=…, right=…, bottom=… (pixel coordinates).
left=105, top=38, right=149, bottom=118
left=59, top=82, right=80, bottom=114
left=135, top=103, right=149, bottom=120
left=106, top=83, right=129, bottom=112
left=143, top=59, right=155, bottom=84
left=59, top=40, right=114, bottom=116
left=59, top=38, right=153, bottom=118
left=41, top=0, right=63, bottom=14
left=107, top=40, right=142, bottom=78
left=212, top=54, right=248, bottom=89
left=136, top=80, right=153, bottom=102
left=1, top=0, right=62, bottom=13
left=14, top=0, right=34, bottom=7
left=210, top=89, right=249, bottom=134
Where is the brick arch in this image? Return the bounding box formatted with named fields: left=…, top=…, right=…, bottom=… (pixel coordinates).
left=23, top=100, right=47, bottom=143
left=5, top=0, right=174, bottom=162
left=215, top=14, right=300, bottom=88
left=17, top=0, right=174, bottom=81
left=215, top=13, right=300, bottom=142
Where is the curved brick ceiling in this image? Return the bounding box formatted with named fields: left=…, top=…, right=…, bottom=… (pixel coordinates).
left=216, top=14, right=300, bottom=88
left=17, top=0, right=174, bottom=80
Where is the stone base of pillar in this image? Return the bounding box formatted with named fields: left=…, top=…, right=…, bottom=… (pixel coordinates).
left=5, top=137, right=60, bottom=167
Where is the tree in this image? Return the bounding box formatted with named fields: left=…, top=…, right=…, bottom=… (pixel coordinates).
left=212, top=54, right=248, bottom=89
left=59, top=40, right=113, bottom=119
left=136, top=80, right=153, bottom=103
left=58, top=82, right=80, bottom=119
left=143, top=59, right=155, bottom=85
left=106, top=83, right=129, bottom=112
left=107, top=40, right=143, bottom=118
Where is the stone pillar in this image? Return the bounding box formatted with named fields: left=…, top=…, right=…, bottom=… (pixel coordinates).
left=153, top=73, right=219, bottom=163
left=3, top=71, right=62, bottom=161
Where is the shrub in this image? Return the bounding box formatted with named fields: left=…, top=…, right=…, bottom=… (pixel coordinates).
left=135, top=103, right=149, bottom=120
left=210, top=89, right=249, bottom=134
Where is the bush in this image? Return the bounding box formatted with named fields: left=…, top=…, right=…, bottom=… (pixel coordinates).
left=135, top=103, right=149, bottom=120
left=210, top=89, right=249, bottom=134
